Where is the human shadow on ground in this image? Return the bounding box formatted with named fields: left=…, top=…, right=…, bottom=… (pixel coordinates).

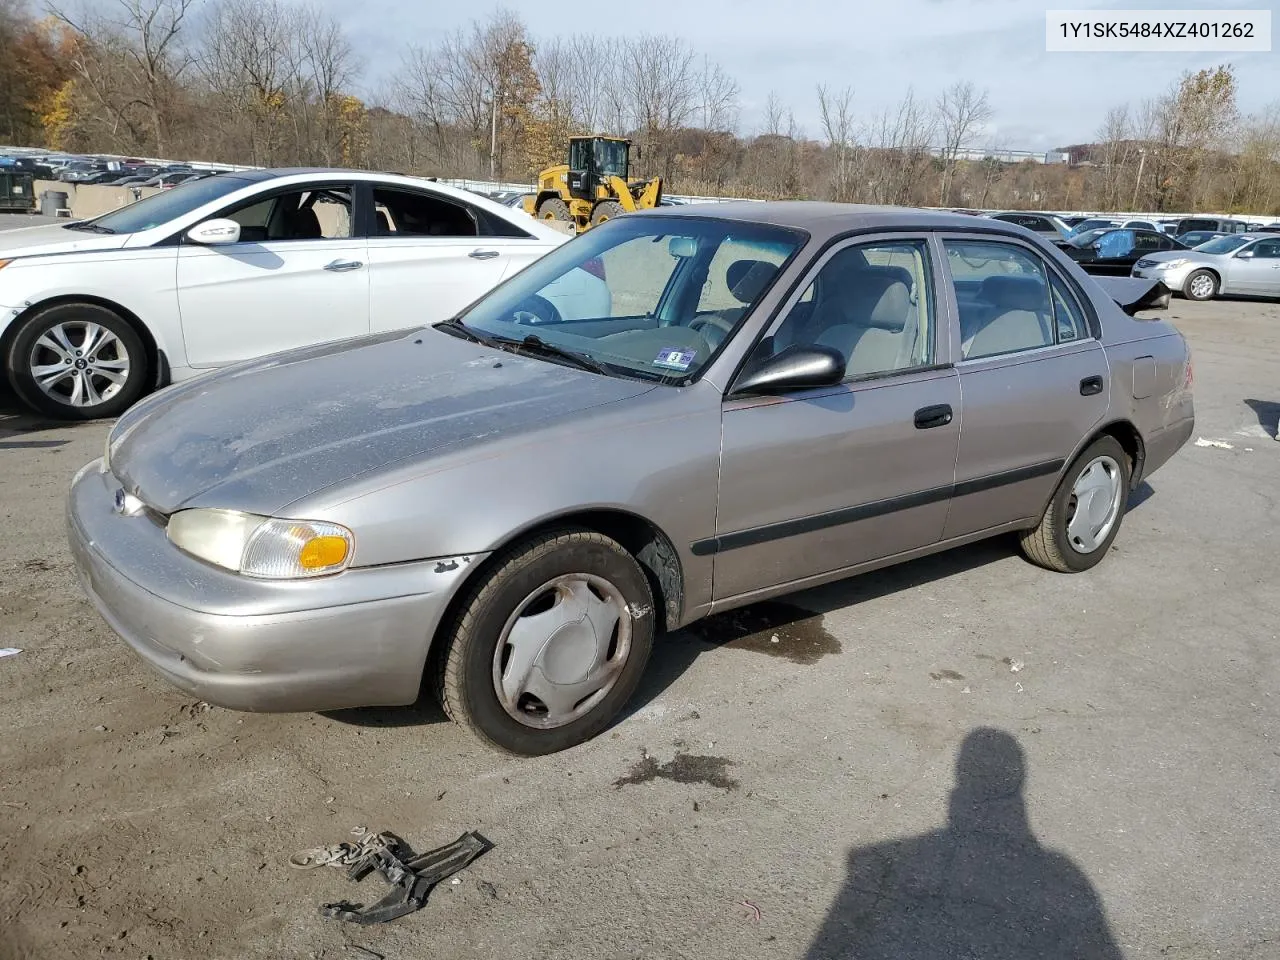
left=1244, top=399, right=1280, bottom=440
left=806, top=728, right=1125, bottom=960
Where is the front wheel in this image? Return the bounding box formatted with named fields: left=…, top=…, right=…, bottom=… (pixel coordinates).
left=537, top=197, right=571, bottom=222
left=436, top=529, right=655, bottom=755
left=591, top=200, right=625, bottom=226
left=1019, top=436, right=1131, bottom=573
left=5, top=302, right=149, bottom=420
left=1183, top=269, right=1218, bottom=301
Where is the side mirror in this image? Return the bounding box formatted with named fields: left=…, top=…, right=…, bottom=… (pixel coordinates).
left=730, top=345, right=846, bottom=397
left=1235, top=249, right=1255, bottom=259
left=186, top=218, right=241, bottom=245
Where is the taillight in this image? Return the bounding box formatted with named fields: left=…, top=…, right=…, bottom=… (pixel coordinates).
left=580, top=257, right=607, bottom=282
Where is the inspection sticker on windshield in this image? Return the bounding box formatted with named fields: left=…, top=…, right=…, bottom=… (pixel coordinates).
left=654, top=348, right=696, bottom=371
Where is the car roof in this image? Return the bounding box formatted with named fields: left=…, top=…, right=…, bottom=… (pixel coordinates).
left=638, top=200, right=1012, bottom=240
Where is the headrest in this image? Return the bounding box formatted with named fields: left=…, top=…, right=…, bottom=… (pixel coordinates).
left=726, top=260, right=778, bottom=303
left=981, top=275, right=1049, bottom=313
left=856, top=277, right=912, bottom=331
left=859, top=264, right=914, bottom=292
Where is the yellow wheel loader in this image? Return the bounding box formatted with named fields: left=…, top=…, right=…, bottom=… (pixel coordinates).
left=522, top=136, right=663, bottom=233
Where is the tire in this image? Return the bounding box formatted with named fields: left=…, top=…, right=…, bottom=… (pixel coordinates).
left=537, top=197, right=571, bottom=222
left=591, top=200, right=625, bottom=226
left=1183, top=269, right=1218, bottom=301
left=5, top=302, right=149, bottom=420
left=1019, top=435, right=1132, bottom=573
left=436, top=528, right=656, bottom=755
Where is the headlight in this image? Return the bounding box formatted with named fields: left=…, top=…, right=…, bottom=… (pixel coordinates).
left=1157, top=258, right=1188, bottom=269
left=166, top=508, right=354, bottom=578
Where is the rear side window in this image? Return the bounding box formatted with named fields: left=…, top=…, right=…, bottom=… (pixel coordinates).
left=1049, top=274, right=1089, bottom=343
left=372, top=188, right=531, bottom=239
left=946, top=242, right=1053, bottom=359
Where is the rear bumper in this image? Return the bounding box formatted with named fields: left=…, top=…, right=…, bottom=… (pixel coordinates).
left=1141, top=414, right=1195, bottom=483
left=67, top=460, right=483, bottom=712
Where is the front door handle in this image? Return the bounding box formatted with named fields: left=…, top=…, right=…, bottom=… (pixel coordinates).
left=914, top=404, right=954, bottom=429
left=324, top=259, right=363, bottom=272
left=1080, top=375, right=1104, bottom=396
left=469, top=249, right=500, bottom=260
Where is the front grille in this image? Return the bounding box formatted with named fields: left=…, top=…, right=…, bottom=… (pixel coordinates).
left=1134, top=258, right=1156, bottom=269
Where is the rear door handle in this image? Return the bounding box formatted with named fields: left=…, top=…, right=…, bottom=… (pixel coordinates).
left=914, top=404, right=953, bottom=429
left=1080, top=375, right=1104, bottom=396
left=469, top=249, right=500, bottom=260
left=324, top=259, right=363, bottom=272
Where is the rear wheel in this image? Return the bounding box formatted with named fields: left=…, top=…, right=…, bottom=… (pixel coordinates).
left=1019, top=436, right=1131, bottom=573
left=1183, top=269, right=1218, bottom=301
left=5, top=302, right=149, bottom=420
left=591, top=200, right=625, bottom=226
left=537, top=197, right=571, bottom=222
left=436, top=529, right=655, bottom=755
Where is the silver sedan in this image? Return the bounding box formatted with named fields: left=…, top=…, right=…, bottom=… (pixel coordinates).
left=1132, top=233, right=1280, bottom=300
left=68, top=204, right=1195, bottom=755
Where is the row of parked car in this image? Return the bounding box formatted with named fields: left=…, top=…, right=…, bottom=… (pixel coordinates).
left=0, top=151, right=222, bottom=190
left=977, top=210, right=1280, bottom=299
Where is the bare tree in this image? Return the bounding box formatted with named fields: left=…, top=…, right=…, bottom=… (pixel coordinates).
left=936, top=80, right=992, bottom=205
left=51, top=0, right=196, bottom=154
left=817, top=84, right=857, bottom=201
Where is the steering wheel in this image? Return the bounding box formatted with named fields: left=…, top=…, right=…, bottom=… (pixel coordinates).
left=688, top=314, right=736, bottom=349
left=509, top=295, right=562, bottom=326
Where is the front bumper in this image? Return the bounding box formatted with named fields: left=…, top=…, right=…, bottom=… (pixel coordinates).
left=1132, top=264, right=1192, bottom=291
left=67, top=461, right=484, bottom=712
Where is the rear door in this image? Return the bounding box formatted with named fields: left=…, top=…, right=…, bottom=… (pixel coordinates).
left=176, top=180, right=368, bottom=367
left=941, top=237, right=1108, bottom=538
left=365, top=185, right=555, bottom=333
left=710, top=235, right=960, bottom=602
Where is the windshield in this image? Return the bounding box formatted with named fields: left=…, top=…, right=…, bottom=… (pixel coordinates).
left=1067, top=228, right=1108, bottom=247
left=1196, top=235, right=1252, bottom=255
left=84, top=174, right=257, bottom=234
left=594, top=139, right=629, bottom=178
left=452, top=216, right=804, bottom=382
left=1068, top=219, right=1116, bottom=236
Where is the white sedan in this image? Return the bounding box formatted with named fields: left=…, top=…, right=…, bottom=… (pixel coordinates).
left=0, top=170, right=606, bottom=418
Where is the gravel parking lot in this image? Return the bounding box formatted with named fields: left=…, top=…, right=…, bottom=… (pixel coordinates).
left=1, top=273, right=1278, bottom=957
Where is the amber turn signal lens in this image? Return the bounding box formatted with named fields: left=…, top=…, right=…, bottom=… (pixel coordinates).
left=299, top=535, right=350, bottom=569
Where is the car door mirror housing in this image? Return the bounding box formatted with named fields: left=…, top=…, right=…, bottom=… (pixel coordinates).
left=1235, top=249, right=1255, bottom=258
left=730, top=345, right=846, bottom=397
left=186, top=218, right=241, bottom=245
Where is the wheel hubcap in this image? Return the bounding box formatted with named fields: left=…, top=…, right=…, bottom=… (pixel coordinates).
left=492, top=574, right=632, bottom=729
left=1066, top=455, right=1123, bottom=554
left=28, top=321, right=130, bottom=408
left=1190, top=275, right=1213, bottom=298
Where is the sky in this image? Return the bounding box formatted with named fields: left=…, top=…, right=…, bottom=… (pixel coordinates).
left=111, top=0, right=1280, bottom=150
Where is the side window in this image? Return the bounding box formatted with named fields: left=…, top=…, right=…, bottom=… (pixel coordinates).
left=764, top=239, right=934, bottom=378
left=945, top=241, right=1053, bottom=360
left=372, top=188, right=477, bottom=238
left=222, top=187, right=352, bottom=242
left=1253, top=239, right=1280, bottom=259
left=1049, top=273, right=1089, bottom=343
left=1133, top=233, right=1163, bottom=252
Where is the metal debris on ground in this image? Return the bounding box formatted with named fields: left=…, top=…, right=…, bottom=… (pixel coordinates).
left=1008, top=659, right=1025, bottom=673
left=316, top=830, right=492, bottom=925
left=737, top=899, right=762, bottom=923
left=290, top=826, right=395, bottom=870
left=0, top=648, right=21, bottom=659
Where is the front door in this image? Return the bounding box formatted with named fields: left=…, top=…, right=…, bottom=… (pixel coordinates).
left=177, top=182, right=368, bottom=367
left=941, top=237, right=1108, bottom=538
left=711, top=236, right=961, bottom=603
left=1226, top=238, right=1280, bottom=294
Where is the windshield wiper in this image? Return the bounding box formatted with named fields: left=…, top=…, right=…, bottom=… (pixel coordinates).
left=433, top=316, right=494, bottom=345
left=488, top=333, right=609, bottom=375
left=64, top=221, right=116, bottom=234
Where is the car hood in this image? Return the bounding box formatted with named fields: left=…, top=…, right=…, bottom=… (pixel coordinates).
left=1135, top=250, right=1222, bottom=265
left=0, top=222, right=129, bottom=257
left=108, top=329, right=657, bottom=516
